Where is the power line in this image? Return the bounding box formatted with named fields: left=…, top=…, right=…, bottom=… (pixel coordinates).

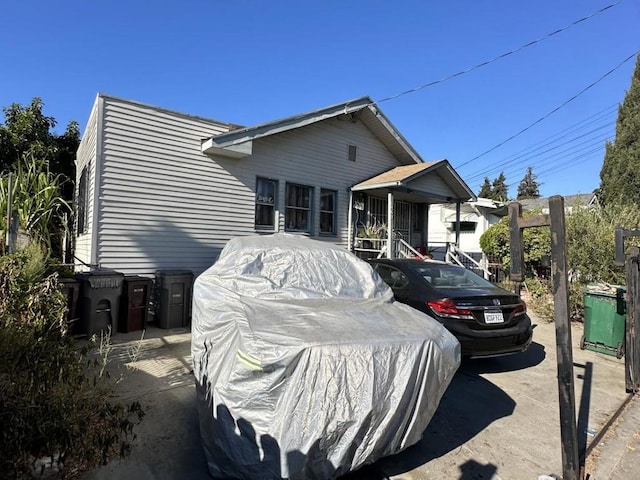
left=460, top=104, right=617, bottom=178
left=374, top=1, right=623, bottom=105
left=455, top=49, right=639, bottom=169
left=465, top=125, right=614, bottom=182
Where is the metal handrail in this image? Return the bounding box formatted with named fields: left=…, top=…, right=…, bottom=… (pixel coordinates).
left=446, top=243, right=493, bottom=279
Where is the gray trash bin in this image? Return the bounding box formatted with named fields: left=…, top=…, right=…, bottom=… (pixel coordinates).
left=75, top=270, right=124, bottom=336
left=156, top=270, right=193, bottom=329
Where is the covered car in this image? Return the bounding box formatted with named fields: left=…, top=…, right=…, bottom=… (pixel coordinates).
left=191, top=234, right=460, bottom=479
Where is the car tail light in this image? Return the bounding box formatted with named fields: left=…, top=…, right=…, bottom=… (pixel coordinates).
left=427, top=298, right=474, bottom=320
left=514, top=300, right=527, bottom=317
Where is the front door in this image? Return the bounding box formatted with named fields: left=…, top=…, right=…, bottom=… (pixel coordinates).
left=394, top=200, right=411, bottom=243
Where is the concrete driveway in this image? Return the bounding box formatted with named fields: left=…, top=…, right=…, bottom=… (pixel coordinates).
left=82, top=312, right=632, bottom=480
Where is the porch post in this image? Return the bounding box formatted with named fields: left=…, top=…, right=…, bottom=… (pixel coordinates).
left=347, top=189, right=354, bottom=252
left=387, top=191, right=394, bottom=259
left=423, top=203, right=429, bottom=248
left=455, top=200, right=461, bottom=247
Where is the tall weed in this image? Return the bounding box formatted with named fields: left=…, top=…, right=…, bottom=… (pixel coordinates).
left=0, top=247, right=144, bottom=478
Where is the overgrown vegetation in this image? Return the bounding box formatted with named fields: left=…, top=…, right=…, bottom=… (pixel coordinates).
left=480, top=210, right=551, bottom=271
left=0, top=245, right=144, bottom=479
left=0, top=97, right=79, bottom=202
left=1, top=156, right=70, bottom=254
left=480, top=202, right=640, bottom=321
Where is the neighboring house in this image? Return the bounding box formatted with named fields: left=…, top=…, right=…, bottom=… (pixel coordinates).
left=518, top=193, right=598, bottom=214
left=427, top=198, right=507, bottom=268
left=74, top=94, right=475, bottom=277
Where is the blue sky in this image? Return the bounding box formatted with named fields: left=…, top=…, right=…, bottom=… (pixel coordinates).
left=1, top=0, right=638, bottom=198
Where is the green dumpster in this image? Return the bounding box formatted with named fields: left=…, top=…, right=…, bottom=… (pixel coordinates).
left=581, top=285, right=626, bottom=358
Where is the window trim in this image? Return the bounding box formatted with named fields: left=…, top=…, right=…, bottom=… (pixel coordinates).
left=255, top=177, right=278, bottom=231
left=285, top=182, right=313, bottom=233
left=76, top=164, right=89, bottom=236
left=319, top=188, right=337, bottom=235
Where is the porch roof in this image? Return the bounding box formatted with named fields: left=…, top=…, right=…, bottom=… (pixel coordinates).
left=351, top=160, right=476, bottom=204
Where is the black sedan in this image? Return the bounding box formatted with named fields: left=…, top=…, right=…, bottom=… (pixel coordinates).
left=368, top=258, right=533, bottom=358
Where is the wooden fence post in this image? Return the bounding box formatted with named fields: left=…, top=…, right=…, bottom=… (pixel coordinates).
left=508, top=196, right=578, bottom=480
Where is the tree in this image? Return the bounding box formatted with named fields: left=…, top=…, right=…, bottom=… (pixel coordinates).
left=491, top=172, right=508, bottom=201
left=0, top=98, right=79, bottom=201
left=599, top=54, right=640, bottom=206
left=478, top=177, right=492, bottom=197
left=517, top=166, right=541, bottom=199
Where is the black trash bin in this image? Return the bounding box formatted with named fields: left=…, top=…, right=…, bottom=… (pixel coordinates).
left=119, top=276, right=153, bottom=333
left=59, top=277, right=81, bottom=334
left=75, top=270, right=124, bottom=336
left=156, top=270, right=193, bottom=329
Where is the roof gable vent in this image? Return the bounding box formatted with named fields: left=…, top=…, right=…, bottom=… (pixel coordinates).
left=348, top=145, right=357, bottom=162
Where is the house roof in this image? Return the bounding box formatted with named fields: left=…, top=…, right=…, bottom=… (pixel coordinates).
left=351, top=160, right=476, bottom=203
left=200, top=96, right=423, bottom=164
left=519, top=193, right=597, bottom=211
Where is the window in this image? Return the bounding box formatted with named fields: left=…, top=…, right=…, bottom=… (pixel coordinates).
left=255, top=178, right=277, bottom=230
left=320, top=189, right=337, bottom=234
left=77, top=165, right=89, bottom=235
left=285, top=183, right=312, bottom=232
left=374, top=264, right=410, bottom=290
left=450, top=221, right=476, bottom=232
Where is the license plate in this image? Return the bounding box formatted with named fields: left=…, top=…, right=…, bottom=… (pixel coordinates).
left=484, top=311, right=504, bottom=324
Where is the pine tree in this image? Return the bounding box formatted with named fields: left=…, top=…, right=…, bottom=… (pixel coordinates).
left=491, top=172, right=509, bottom=201
left=599, top=54, right=640, bottom=206
left=517, top=166, right=540, bottom=199
left=478, top=177, right=492, bottom=198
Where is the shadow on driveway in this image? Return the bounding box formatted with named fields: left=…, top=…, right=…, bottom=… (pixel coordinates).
left=344, top=342, right=546, bottom=479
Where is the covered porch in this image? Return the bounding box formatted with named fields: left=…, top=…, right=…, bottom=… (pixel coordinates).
left=347, top=160, right=478, bottom=264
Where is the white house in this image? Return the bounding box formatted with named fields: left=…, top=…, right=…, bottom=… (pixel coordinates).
left=74, top=94, right=475, bottom=277
left=427, top=198, right=507, bottom=270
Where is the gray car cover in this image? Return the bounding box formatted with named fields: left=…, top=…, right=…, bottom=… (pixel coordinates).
left=191, top=234, right=460, bottom=479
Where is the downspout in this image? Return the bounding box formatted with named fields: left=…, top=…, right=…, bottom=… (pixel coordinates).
left=387, top=190, right=394, bottom=259
left=347, top=189, right=354, bottom=252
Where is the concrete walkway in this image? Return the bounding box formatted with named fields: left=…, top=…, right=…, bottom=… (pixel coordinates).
left=82, top=313, right=637, bottom=480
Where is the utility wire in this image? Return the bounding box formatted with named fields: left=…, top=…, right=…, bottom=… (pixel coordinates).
left=455, top=49, right=639, bottom=169
left=474, top=134, right=610, bottom=187
left=465, top=125, right=614, bottom=182
left=460, top=104, right=617, bottom=178
left=375, top=1, right=623, bottom=104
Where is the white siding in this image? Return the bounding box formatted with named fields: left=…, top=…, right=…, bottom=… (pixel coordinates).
left=427, top=203, right=502, bottom=253
left=93, top=98, right=406, bottom=277
left=245, top=116, right=404, bottom=249
left=98, top=97, right=236, bottom=276
left=74, top=96, right=99, bottom=269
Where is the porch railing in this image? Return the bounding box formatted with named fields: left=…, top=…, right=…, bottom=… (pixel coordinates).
left=353, top=237, right=492, bottom=280
left=353, top=235, right=425, bottom=260
left=446, top=243, right=493, bottom=280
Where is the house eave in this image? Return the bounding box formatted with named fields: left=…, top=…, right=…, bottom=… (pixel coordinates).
left=351, top=181, right=402, bottom=192
left=201, top=137, right=253, bottom=158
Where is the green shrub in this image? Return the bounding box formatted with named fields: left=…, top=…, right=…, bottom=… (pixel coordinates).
left=482, top=203, right=640, bottom=322
left=0, top=245, right=144, bottom=478
left=479, top=210, right=550, bottom=272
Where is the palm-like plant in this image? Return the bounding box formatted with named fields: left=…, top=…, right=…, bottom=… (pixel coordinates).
left=1, top=155, right=70, bottom=253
